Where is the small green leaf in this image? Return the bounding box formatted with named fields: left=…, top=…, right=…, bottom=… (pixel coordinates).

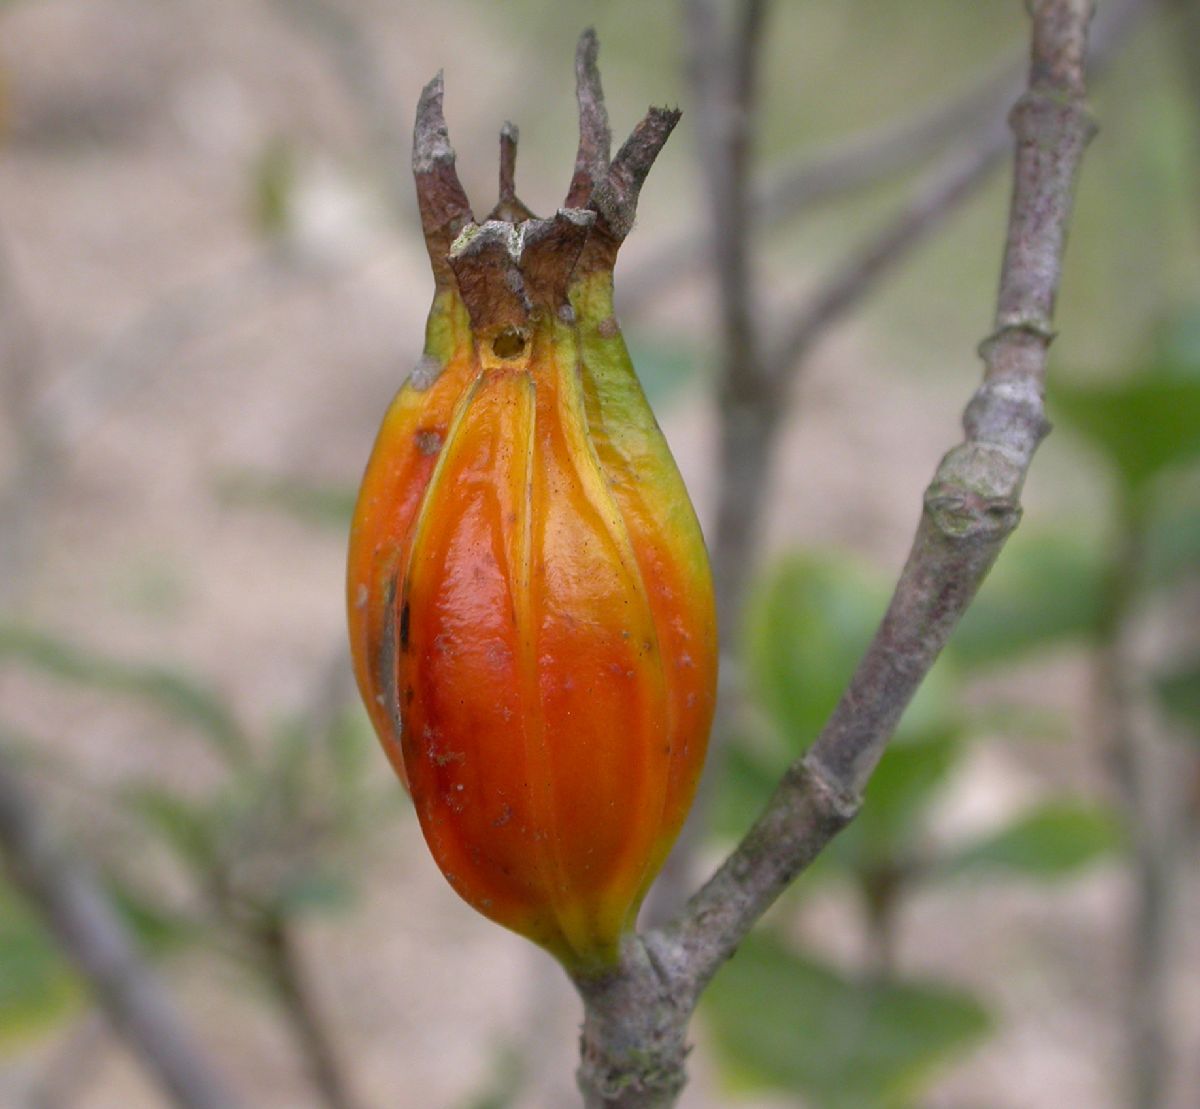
left=711, top=738, right=780, bottom=840
left=125, top=787, right=219, bottom=874
left=744, top=553, right=958, bottom=752
left=952, top=529, right=1106, bottom=665
left=940, top=802, right=1125, bottom=879
left=0, top=625, right=250, bottom=765
left=1050, top=371, right=1200, bottom=491
left=704, top=932, right=990, bottom=1108
left=105, top=878, right=198, bottom=955
left=1154, top=659, right=1200, bottom=737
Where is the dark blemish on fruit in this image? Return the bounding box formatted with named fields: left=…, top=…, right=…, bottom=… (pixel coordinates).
left=415, top=428, right=443, bottom=455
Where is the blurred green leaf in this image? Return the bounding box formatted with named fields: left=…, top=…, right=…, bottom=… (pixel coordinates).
left=251, top=136, right=298, bottom=239
left=704, top=931, right=990, bottom=1108
left=939, top=802, right=1125, bottom=880
left=716, top=731, right=959, bottom=884
left=125, top=787, right=219, bottom=875
left=725, top=554, right=965, bottom=872
left=0, top=886, right=79, bottom=1046
left=328, top=707, right=370, bottom=784
left=1153, top=659, right=1200, bottom=737
left=272, top=869, right=353, bottom=917
left=712, top=738, right=779, bottom=840
left=833, top=734, right=959, bottom=872
left=745, top=555, right=881, bottom=750
left=1144, top=487, right=1200, bottom=587
left=324, top=707, right=387, bottom=828
left=105, top=878, right=198, bottom=955
left=1050, top=371, right=1200, bottom=491
left=0, top=625, right=249, bottom=764
left=952, top=530, right=1106, bottom=666
left=264, top=716, right=317, bottom=814
left=744, top=553, right=958, bottom=753
left=1152, top=306, right=1200, bottom=368
left=213, top=468, right=357, bottom=530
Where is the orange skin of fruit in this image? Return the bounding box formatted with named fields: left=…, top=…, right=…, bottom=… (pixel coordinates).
left=347, top=289, right=476, bottom=787
left=348, top=259, right=716, bottom=972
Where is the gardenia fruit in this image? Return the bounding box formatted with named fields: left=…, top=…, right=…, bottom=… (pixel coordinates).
left=346, top=34, right=717, bottom=972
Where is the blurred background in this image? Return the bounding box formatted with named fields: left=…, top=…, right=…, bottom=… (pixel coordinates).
left=1, top=0, right=1198, bottom=1106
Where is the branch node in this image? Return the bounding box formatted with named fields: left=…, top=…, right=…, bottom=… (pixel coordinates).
left=980, top=317, right=1057, bottom=352
left=924, top=445, right=1025, bottom=544
left=797, top=752, right=862, bottom=825
left=963, top=374, right=1051, bottom=455
left=1009, top=87, right=1099, bottom=147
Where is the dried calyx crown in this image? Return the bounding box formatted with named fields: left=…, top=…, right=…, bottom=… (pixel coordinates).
left=412, top=29, right=680, bottom=336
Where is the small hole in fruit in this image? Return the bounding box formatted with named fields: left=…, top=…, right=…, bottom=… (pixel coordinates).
left=492, top=328, right=526, bottom=358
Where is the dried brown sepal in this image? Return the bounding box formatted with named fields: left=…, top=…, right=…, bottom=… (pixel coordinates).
left=578, top=105, right=682, bottom=277
left=590, top=106, right=682, bottom=240
left=447, top=223, right=530, bottom=333
left=488, top=122, right=537, bottom=224
left=413, top=73, right=474, bottom=286
left=565, top=28, right=612, bottom=208
left=447, top=209, right=595, bottom=333
left=520, top=208, right=596, bottom=307
left=417, top=30, right=679, bottom=301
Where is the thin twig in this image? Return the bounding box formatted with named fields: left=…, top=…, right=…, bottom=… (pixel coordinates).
left=651, top=0, right=1138, bottom=930
left=682, top=0, right=773, bottom=639
left=572, top=4, right=1099, bottom=1104
left=619, top=54, right=1018, bottom=313
left=668, top=0, right=1098, bottom=999
left=1098, top=491, right=1176, bottom=1109
left=767, top=0, right=1143, bottom=380
left=643, top=0, right=772, bottom=927
left=670, top=0, right=1139, bottom=621
left=766, top=120, right=1008, bottom=376
left=678, top=0, right=1139, bottom=640
left=0, top=750, right=241, bottom=1109
left=260, top=914, right=363, bottom=1109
